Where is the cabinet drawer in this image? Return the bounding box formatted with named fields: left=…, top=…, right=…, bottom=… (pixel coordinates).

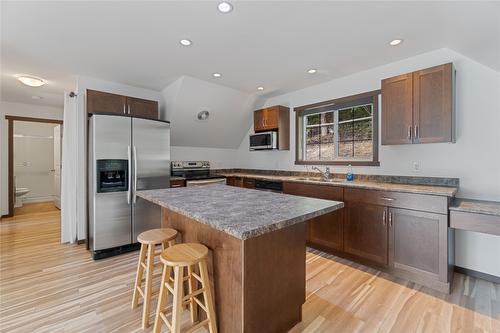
left=344, top=188, right=448, bottom=214
left=283, top=182, right=343, bottom=201
left=242, top=178, right=256, bottom=189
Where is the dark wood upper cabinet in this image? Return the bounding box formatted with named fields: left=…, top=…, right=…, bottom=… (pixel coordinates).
left=86, top=89, right=158, bottom=120
left=344, top=201, right=388, bottom=266
left=253, top=105, right=290, bottom=150
left=413, top=64, right=454, bottom=143
left=381, top=63, right=455, bottom=145
left=87, top=89, right=127, bottom=115
left=381, top=73, right=413, bottom=145
left=127, top=97, right=159, bottom=119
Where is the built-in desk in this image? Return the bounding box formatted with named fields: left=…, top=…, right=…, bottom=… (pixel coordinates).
left=450, top=199, right=500, bottom=236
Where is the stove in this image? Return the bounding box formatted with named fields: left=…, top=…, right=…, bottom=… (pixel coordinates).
left=171, top=161, right=226, bottom=186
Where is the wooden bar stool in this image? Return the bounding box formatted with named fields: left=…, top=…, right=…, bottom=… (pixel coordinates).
left=154, top=243, right=217, bottom=333
left=132, top=228, right=178, bottom=329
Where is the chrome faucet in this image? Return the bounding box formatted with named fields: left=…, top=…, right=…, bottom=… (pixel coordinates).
left=312, top=166, right=331, bottom=181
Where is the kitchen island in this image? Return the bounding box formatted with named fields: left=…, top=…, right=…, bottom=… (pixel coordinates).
left=137, top=184, right=343, bottom=333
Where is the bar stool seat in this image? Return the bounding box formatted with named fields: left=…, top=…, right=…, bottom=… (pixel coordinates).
left=154, top=243, right=217, bottom=333
left=132, top=228, right=178, bottom=329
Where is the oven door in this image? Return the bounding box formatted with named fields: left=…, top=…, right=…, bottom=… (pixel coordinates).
left=249, top=131, right=277, bottom=150
left=186, top=178, right=227, bottom=186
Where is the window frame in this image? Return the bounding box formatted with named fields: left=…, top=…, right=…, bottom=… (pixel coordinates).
left=294, top=90, right=380, bottom=166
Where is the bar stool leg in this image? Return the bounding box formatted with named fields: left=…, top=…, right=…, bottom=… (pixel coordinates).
left=187, top=264, right=198, bottom=323
left=154, top=264, right=172, bottom=333
left=142, top=244, right=155, bottom=329
left=199, top=260, right=218, bottom=333
left=132, top=243, right=147, bottom=309
left=171, top=266, right=184, bottom=333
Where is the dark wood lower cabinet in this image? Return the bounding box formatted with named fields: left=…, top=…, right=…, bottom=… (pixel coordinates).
left=307, top=210, right=343, bottom=252
left=389, top=208, right=449, bottom=290
left=242, top=178, right=255, bottom=189
left=344, top=202, right=388, bottom=266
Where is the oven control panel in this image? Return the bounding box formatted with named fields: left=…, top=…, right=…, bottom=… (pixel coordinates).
left=171, top=161, right=210, bottom=170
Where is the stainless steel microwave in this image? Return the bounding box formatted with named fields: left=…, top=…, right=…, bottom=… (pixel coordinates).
left=249, top=131, right=278, bottom=150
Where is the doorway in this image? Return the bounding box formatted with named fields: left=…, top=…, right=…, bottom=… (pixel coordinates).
left=4, top=116, right=63, bottom=217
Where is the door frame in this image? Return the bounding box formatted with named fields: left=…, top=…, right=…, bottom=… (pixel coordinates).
left=3, top=115, right=63, bottom=217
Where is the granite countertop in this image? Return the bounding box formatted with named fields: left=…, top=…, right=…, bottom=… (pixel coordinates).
left=219, top=172, right=458, bottom=197
left=137, top=184, right=344, bottom=240
left=450, top=199, right=500, bottom=217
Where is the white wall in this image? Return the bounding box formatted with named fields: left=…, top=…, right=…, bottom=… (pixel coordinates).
left=235, top=48, right=500, bottom=276
left=0, top=101, right=63, bottom=215
left=171, top=146, right=237, bottom=169
left=14, top=121, right=57, bottom=203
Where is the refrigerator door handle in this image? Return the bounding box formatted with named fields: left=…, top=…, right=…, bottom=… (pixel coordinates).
left=127, top=145, right=132, bottom=204
left=133, top=145, right=138, bottom=203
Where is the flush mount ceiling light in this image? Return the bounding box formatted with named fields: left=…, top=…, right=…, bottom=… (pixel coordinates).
left=197, top=110, right=210, bottom=121
left=307, top=69, right=317, bottom=74
left=212, top=73, right=222, bottom=78
left=179, top=39, right=192, bottom=46
left=389, top=39, right=403, bottom=46
left=257, top=86, right=264, bottom=91
left=16, top=75, right=46, bottom=87
left=217, top=2, right=233, bottom=13
left=31, top=95, right=43, bottom=100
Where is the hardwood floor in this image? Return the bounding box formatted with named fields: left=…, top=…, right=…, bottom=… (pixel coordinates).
left=13, top=201, right=58, bottom=216
left=0, top=209, right=498, bottom=332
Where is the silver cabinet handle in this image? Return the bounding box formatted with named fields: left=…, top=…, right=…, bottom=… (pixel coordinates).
left=133, top=146, right=137, bottom=203
left=127, top=145, right=131, bottom=204
left=381, top=197, right=395, bottom=201
left=123, top=104, right=126, bottom=114
left=414, top=125, right=418, bottom=139
left=171, top=184, right=182, bottom=188
left=382, top=210, right=387, bottom=226
left=407, top=125, right=412, bottom=140
left=389, top=211, right=393, bottom=227
left=128, top=105, right=131, bottom=115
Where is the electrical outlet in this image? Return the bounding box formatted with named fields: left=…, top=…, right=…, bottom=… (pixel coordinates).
left=412, top=161, right=421, bottom=172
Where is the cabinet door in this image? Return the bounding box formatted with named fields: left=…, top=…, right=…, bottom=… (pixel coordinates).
left=413, top=63, right=454, bottom=143
left=344, top=202, right=388, bottom=265
left=127, top=97, right=158, bottom=119
left=242, top=178, right=255, bottom=189
left=263, top=107, right=279, bottom=130
left=254, top=110, right=265, bottom=132
left=308, top=210, right=344, bottom=252
left=381, top=73, right=413, bottom=145
left=87, top=89, right=126, bottom=115
left=389, top=208, right=447, bottom=281
left=283, top=182, right=344, bottom=252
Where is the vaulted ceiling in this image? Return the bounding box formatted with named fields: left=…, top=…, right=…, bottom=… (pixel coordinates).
left=1, top=1, right=499, bottom=108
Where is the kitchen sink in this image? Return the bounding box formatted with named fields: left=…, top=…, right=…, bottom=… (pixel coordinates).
left=294, top=177, right=345, bottom=183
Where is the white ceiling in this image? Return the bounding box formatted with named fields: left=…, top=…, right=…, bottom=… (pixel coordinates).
left=1, top=1, right=499, bottom=107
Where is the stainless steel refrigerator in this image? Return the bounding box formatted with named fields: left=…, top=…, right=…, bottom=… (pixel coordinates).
left=88, top=114, right=170, bottom=259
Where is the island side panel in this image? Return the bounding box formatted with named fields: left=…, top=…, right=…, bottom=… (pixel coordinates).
left=243, top=222, right=306, bottom=333
left=161, top=208, right=243, bottom=333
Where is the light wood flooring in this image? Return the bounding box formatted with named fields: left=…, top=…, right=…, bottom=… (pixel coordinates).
left=0, top=206, right=498, bottom=332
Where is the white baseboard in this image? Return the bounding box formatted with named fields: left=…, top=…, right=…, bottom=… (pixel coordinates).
left=23, top=196, right=55, bottom=204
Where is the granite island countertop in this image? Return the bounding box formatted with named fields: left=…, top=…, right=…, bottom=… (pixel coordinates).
left=218, top=172, right=458, bottom=197
left=137, top=184, right=344, bottom=240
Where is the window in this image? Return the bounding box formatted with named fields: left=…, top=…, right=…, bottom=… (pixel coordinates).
left=295, top=90, right=380, bottom=166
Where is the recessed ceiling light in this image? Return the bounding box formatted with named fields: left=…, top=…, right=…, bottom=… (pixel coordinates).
left=389, top=39, right=403, bottom=46
left=16, top=75, right=46, bottom=87
left=31, top=95, right=43, bottom=100
left=257, top=86, right=264, bottom=91
left=218, top=2, right=233, bottom=13
left=212, top=73, right=222, bottom=78
left=307, top=69, right=317, bottom=74
left=179, top=39, right=192, bottom=46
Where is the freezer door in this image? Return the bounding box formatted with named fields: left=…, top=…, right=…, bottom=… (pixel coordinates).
left=132, top=118, right=170, bottom=240
left=89, top=115, right=132, bottom=251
